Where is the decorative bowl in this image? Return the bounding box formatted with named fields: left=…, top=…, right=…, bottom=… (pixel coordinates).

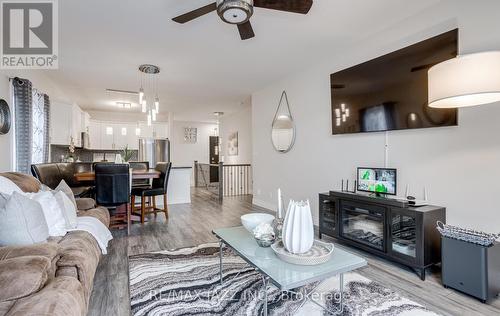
left=255, top=234, right=276, bottom=248
left=241, top=213, right=275, bottom=233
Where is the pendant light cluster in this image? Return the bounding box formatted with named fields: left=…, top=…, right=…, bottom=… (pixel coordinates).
left=138, top=64, right=160, bottom=126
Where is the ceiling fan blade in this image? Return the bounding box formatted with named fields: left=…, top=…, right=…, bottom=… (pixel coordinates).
left=253, top=0, right=313, bottom=14
left=238, top=21, right=255, bottom=40
left=172, top=2, right=217, bottom=24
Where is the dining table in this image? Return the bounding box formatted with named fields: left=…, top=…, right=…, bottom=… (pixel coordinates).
left=74, top=169, right=161, bottom=224
left=74, top=169, right=161, bottom=182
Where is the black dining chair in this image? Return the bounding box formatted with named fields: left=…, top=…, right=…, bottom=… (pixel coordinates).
left=94, top=163, right=131, bottom=233
left=129, top=161, right=150, bottom=188
left=131, top=162, right=172, bottom=223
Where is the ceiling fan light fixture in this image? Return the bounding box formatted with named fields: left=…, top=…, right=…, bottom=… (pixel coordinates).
left=217, top=0, right=253, bottom=24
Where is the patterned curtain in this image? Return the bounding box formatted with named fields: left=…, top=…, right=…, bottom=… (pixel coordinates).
left=12, top=78, right=51, bottom=173
left=12, top=78, right=33, bottom=174
left=43, top=94, right=50, bottom=163
left=32, top=89, right=45, bottom=164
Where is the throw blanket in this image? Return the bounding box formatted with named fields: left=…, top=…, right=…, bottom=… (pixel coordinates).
left=69, top=216, right=113, bottom=254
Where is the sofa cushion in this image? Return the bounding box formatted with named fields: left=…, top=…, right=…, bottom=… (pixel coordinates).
left=78, top=206, right=110, bottom=227
left=0, top=192, right=49, bottom=246
left=5, top=276, right=86, bottom=316
left=75, top=198, right=95, bottom=211
left=0, top=256, right=51, bottom=302
left=56, top=231, right=101, bottom=302
left=0, top=243, right=58, bottom=262
left=0, top=173, right=40, bottom=193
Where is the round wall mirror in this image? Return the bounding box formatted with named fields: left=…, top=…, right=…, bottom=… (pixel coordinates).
left=0, top=99, right=11, bottom=135
left=271, top=91, right=295, bottom=153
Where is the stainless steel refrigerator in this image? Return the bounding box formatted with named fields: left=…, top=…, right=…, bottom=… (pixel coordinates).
left=138, top=138, right=170, bottom=167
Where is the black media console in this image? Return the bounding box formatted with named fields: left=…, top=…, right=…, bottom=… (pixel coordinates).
left=319, top=190, right=446, bottom=280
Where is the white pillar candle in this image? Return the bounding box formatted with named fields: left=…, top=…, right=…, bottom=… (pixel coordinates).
left=278, top=188, right=282, bottom=218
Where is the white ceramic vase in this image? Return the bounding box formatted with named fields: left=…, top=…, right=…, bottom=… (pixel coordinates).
left=282, top=200, right=314, bottom=254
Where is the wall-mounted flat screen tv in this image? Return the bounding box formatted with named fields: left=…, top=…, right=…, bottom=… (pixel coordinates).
left=357, top=167, right=397, bottom=196
left=331, top=29, right=458, bottom=135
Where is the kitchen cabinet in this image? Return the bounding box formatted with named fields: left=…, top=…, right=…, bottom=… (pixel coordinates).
left=88, top=120, right=101, bottom=149
left=50, top=102, right=87, bottom=146
left=86, top=120, right=168, bottom=150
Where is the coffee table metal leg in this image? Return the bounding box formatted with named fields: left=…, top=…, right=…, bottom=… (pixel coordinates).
left=219, top=241, right=224, bottom=285
left=261, top=275, right=269, bottom=316
left=308, top=273, right=344, bottom=315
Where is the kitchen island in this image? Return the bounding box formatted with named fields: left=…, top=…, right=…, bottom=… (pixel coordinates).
left=166, top=167, right=192, bottom=205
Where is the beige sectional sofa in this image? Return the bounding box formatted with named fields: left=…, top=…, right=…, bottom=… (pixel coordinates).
left=0, top=172, right=110, bottom=316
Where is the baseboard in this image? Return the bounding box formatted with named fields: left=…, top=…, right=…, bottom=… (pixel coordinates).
left=252, top=198, right=276, bottom=212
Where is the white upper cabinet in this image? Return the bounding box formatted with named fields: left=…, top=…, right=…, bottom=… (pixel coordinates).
left=56, top=113, right=169, bottom=150
left=50, top=102, right=86, bottom=146
left=88, top=120, right=101, bottom=149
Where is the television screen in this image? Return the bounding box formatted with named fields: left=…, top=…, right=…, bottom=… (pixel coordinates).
left=331, top=29, right=458, bottom=135
left=357, top=168, right=397, bottom=195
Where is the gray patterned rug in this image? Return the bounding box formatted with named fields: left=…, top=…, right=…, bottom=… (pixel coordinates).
left=129, top=243, right=440, bottom=316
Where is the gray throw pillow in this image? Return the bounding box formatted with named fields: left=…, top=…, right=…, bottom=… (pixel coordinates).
left=0, top=192, right=49, bottom=246
left=54, top=180, right=77, bottom=210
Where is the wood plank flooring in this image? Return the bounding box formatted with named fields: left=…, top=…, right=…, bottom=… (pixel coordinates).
left=88, top=188, right=500, bottom=316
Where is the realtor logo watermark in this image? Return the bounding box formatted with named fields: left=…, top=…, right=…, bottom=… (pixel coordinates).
left=1, top=0, right=58, bottom=69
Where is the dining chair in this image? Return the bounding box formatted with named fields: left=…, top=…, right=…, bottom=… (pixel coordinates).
left=94, top=163, right=131, bottom=234
left=129, top=161, right=150, bottom=188
left=131, top=162, right=172, bottom=223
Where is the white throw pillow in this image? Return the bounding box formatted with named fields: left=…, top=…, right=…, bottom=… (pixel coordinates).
left=0, top=176, right=23, bottom=195
left=26, top=191, right=67, bottom=237
left=53, top=191, right=78, bottom=229
left=0, top=192, right=49, bottom=246
left=54, top=180, right=77, bottom=209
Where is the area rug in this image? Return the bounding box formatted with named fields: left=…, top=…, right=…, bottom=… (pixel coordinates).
left=129, top=243, right=440, bottom=316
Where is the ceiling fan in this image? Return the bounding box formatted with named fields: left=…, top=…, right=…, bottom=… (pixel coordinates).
left=172, top=0, right=313, bottom=40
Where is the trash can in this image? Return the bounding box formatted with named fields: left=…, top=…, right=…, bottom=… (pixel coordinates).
left=441, top=236, right=500, bottom=303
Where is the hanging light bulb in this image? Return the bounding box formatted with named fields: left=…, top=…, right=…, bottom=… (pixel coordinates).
left=139, top=87, right=144, bottom=104
left=147, top=111, right=152, bottom=126
left=155, top=97, right=159, bottom=114
left=141, top=100, right=147, bottom=113
left=152, top=108, right=157, bottom=121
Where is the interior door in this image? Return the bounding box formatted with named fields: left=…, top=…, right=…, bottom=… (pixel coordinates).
left=209, top=136, right=219, bottom=183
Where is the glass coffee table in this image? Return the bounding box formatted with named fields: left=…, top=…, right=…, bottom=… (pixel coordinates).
left=213, top=226, right=367, bottom=316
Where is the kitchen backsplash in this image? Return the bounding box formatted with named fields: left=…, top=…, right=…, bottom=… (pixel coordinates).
left=50, top=145, right=138, bottom=162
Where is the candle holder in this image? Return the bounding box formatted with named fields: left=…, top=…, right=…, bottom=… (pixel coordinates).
left=273, top=217, right=284, bottom=241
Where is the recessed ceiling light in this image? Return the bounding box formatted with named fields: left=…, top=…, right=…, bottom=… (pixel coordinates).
left=116, top=102, right=132, bottom=109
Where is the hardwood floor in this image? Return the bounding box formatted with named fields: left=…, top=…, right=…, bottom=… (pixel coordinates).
left=88, top=188, right=500, bottom=316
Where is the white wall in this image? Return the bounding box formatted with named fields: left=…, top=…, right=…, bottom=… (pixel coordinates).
left=220, top=98, right=253, bottom=165
left=171, top=120, right=218, bottom=184
left=252, top=0, right=500, bottom=232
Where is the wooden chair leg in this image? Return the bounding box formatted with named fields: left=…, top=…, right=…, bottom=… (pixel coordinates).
left=141, top=195, right=146, bottom=223
left=127, top=202, right=130, bottom=235
left=163, top=193, right=168, bottom=218
left=153, top=196, right=157, bottom=216
left=131, top=195, right=136, bottom=213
